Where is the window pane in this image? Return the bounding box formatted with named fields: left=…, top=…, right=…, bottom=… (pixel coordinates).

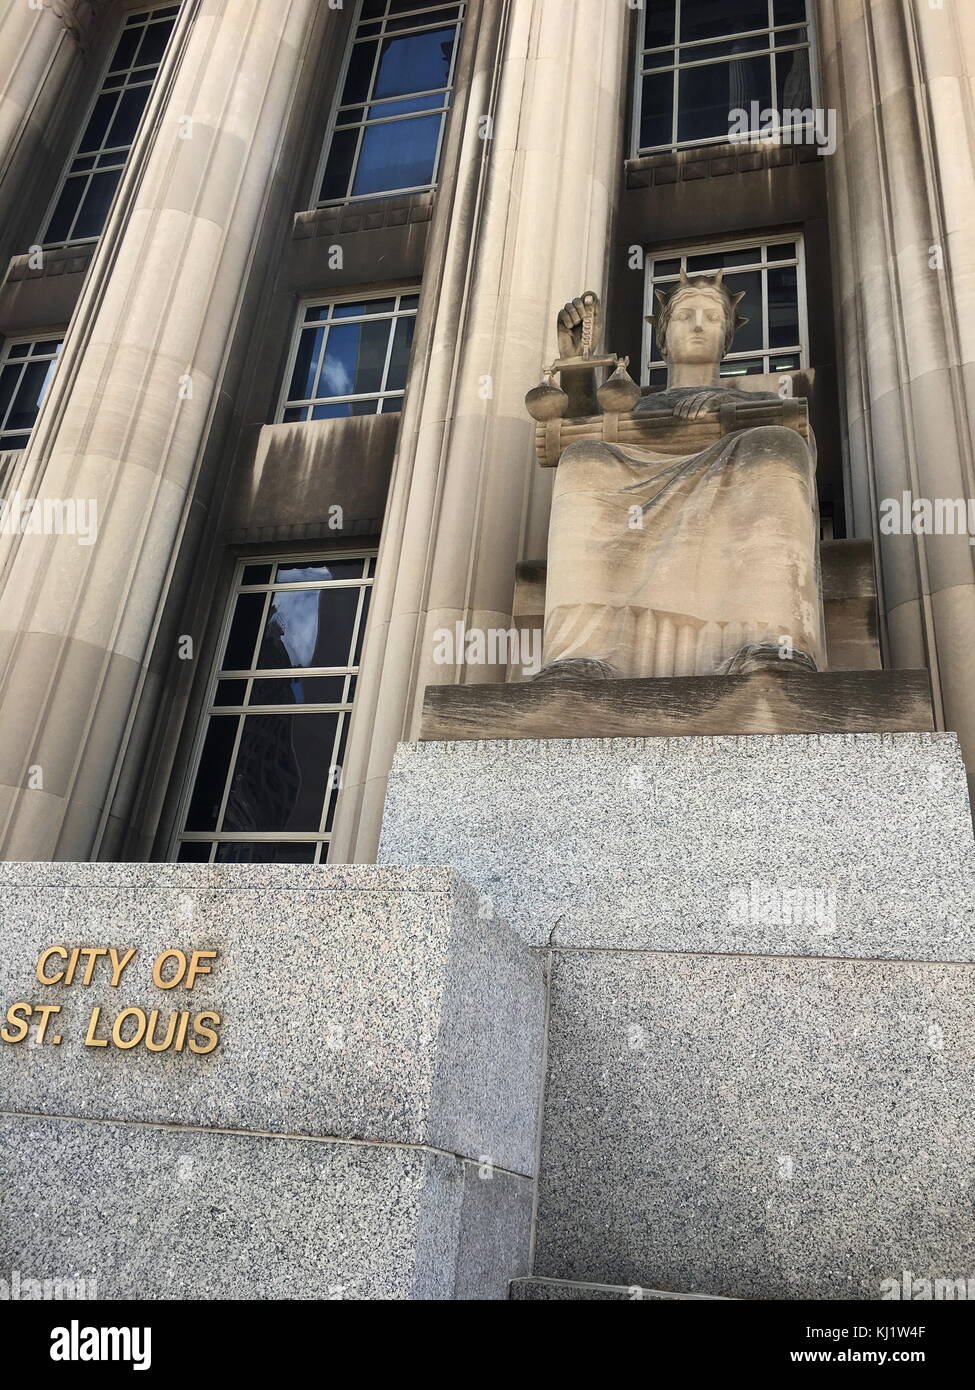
left=214, top=680, right=248, bottom=706
left=720, top=357, right=765, bottom=377
left=241, top=564, right=273, bottom=585
left=385, top=313, right=416, bottom=392
left=276, top=560, right=365, bottom=583
left=680, top=1, right=769, bottom=44
left=677, top=57, right=772, bottom=145
left=373, top=30, right=455, bottom=99
left=288, top=327, right=325, bottom=403
left=767, top=242, right=797, bottom=261
left=249, top=675, right=347, bottom=706
left=177, top=842, right=212, bottom=862
left=776, top=47, right=812, bottom=111
left=368, top=92, right=445, bottom=118
left=135, top=18, right=176, bottom=69
left=223, top=592, right=266, bottom=671
left=0, top=365, right=17, bottom=423
left=222, top=712, right=339, bottom=833
left=78, top=92, right=120, bottom=154
left=7, top=360, right=53, bottom=432
left=109, top=26, right=142, bottom=71
left=644, top=1, right=675, bottom=49
left=319, top=128, right=359, bottom=203
left=341, top=40, right=379, bottom=106
left=767, top=265, right=800, bottom=347
left=775, top=0, right=808, bottom=24
left=722, top=270, right=763, bottom=352
left=105, top=84, right=151, bottom=149
left=71, top=168, right=122, bottom=240
left=640, top=72, right=673, bottom=150
left=185, top=716, right=239, bottom=831
left=351, top=113, right=441, bottom=195
left=215, top=843, right=317, bottom=864
left=257, top=588, right=360, bottom=670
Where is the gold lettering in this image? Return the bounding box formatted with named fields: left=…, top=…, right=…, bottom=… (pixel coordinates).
left=1, top=1003, right=32, bottom=1044
left=188, top=1012, right=221, bottom=1055
left=64, top=947, right=81, bottom=986
left=78, top=947, right=107, bottom=985
left=33, top=1003, right=62, bottom=1044
left=111, top=1007, right=148, bottom=1050
left=185, top=950, right=218, bottom=990
left=36, top=946, right=68, bottom=985
left=152, top=949, right=187, bottom=990
left=173, top=1011, right=191, bottom=1052
left=145, top=1009, right=179, bottom=1053
left=84, top=1006, right=109, bottom=1048
left=108, top=947, right=136, bottom=987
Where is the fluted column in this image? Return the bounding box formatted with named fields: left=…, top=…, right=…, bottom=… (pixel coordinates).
left=820, top=0, right=975, bottom=784
left=330, top=0, right=629, bottom=862
left=0, top=0, right=322, bottom=858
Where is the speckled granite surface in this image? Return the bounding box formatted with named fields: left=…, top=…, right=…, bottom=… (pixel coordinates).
left=380, top=733, right=975, bottom=957
left=0, top=1114, right=532, bottom=1300
left=0, top=866, right=544, bottom=1175
left=532, top=948, right=975, bottom=1300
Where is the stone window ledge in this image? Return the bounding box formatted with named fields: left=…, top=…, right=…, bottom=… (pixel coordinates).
left=293, top=192, right=435, bottom=241
left=625, top=140, right=822, bottom=190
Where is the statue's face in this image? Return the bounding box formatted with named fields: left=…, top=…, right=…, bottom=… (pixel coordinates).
left=663, top=290, right=728, bottom=365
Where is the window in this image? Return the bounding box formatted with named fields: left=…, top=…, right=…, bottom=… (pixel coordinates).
left=40, top=5, right=180, bottom=248
left=316, top=0, right=465, bottom=205
left=0, top=336, right=63, bottom=450
left=279, top=293, right=418, bottom=421
left=634, top=0, right=815, bottom=155
left=643, top=235, right=807, bottom=386
left=176, top=555, right=375, bottom=865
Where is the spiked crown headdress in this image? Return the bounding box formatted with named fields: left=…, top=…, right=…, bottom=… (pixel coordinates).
left=645, top=267, right=749, bottom=355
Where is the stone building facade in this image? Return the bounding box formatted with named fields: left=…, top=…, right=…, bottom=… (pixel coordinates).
left=0, top=0, right=972, bottom=867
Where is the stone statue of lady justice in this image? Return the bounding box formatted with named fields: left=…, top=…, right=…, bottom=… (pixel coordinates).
left=527, top=272, right=826, bottom=681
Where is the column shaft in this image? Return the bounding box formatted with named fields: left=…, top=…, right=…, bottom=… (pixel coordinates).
left=820, top=0, right=975, bottom=781
left=0, top=0, right=321, bottom=858
left=330, top=0, right=629, bottom=862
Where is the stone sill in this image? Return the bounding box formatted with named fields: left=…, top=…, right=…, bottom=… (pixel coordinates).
left=4, top=242, right=96, bottom=286
left=625, top=139, right=823, bottom=189
left=293, top=192, right=435, bottom=240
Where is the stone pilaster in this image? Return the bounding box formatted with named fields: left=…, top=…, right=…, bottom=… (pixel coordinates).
left=329, top=0, right=629, bottom=863
left=0, top=0, right=323, bottom=859
left=0, top=0, right=94, bottom=194
left=819, top=0, right=975, bottom=784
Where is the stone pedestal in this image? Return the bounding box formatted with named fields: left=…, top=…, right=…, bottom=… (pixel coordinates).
left=378, top=730, right=975, bottom=1298
left=0, top=865, right=545, bottom=1301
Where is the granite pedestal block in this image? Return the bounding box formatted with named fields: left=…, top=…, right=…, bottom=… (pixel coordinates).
left=533, top=949, right=975, bottom=1300
left=380, top=732, right=975, bottom=957
left=0, top=865, right=544, bottom=1300
left=0, top=1115, right=533, bottom=1301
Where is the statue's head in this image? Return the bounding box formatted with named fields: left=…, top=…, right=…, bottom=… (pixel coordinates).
left=646, top=269, right=748, bottom=366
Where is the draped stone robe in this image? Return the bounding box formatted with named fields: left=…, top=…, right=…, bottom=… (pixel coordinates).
left=543, top=387, right=827, bottom=679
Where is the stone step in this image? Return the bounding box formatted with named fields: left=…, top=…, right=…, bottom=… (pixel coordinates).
left=510, top=1277, right=731, bottom=1301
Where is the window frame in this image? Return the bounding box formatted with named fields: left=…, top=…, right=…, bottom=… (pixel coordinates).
left=641, top=232, right=809, bottom=384
left=275, top=289, right=420, bottom=423
left=172, top=549, right=378, bottom=865
left=312, top=0, right=466, bottom=208
left=0, top=332, right=64, bottom=451
left=37, top=4, right=181, bottom=251
left=630, top=0, right=821, bottom=158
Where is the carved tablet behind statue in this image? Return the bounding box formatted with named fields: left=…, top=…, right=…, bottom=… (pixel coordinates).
left=525, top=274, right=826, bottom=681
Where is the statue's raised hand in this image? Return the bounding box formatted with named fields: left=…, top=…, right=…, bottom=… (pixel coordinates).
left=557, top=292, right=601, bottom=359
